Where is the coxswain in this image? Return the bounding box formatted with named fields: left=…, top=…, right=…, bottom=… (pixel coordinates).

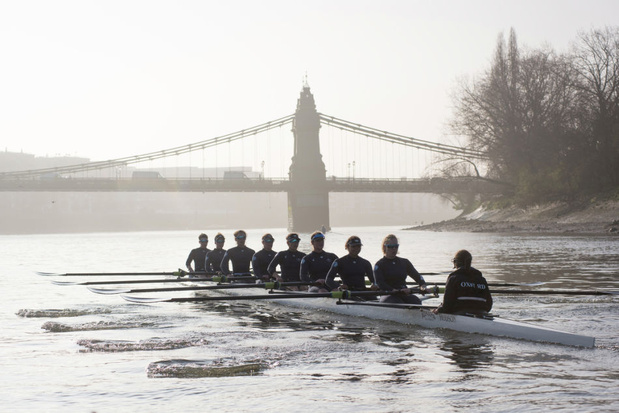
left=325, top=236, right=378, bottom=292
left=433, top=250, right=493, bottom=315
left=220, top=230, right=255, bottom=276
left=300, top=231, right=338, bottom=292
left=373, top=234, right=427, bottom=304
left=185, top=233, right=210, bottom=274
left=267, top=233, right=306, bottom=286
left=252, top=233, right=277, bottom=281
left=205, top=233, right=226, bottom=274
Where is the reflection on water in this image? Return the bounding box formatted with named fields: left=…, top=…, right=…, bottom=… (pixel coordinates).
left=477, top=235, right=619, bottom=290
left=440, top=338, right=495, bottom=372
left=200, top=300, right=343, bottom=332
left=2, top=228, right=618, bottom=411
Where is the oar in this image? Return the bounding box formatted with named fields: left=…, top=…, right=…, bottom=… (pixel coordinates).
left=52, top=274, right=255, bottom=286
left=410, top=287, right=617, bottom=296
left=121, top=290, right=398, bottom=304
left=418, top=272, right=451, bottom=276
left=39, top=270, right=444, bottom=277
left=88, top=281, right=314, bottom=295
left=490, top=289, right=619, bottom=296
left=335, top=301, right=438, bottom=310
left=37, top=270, right=200, bottom=277
left=405, top=281, right=545, bottom=288
left=488, top=282, right=545, bottom=287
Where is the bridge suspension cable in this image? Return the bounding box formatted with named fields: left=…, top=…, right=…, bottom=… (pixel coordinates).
left=318, top=114, right=489, bottom=159
left=2, top=112, right=486, bottom=180
left=1, top=115, right=295, bottom=179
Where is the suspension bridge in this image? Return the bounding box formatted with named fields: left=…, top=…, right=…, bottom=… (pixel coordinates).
left=0, top=85, right=504, bottom=231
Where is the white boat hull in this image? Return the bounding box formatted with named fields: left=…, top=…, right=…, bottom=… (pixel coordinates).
left=215, top=288, right=595, bottom=348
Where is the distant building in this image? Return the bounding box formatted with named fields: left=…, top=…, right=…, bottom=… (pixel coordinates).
left=0, top=150, right=89, bottom=173
left=1, top=150, right=259, bottom=179
left=0, top=151, right=36, bottom=172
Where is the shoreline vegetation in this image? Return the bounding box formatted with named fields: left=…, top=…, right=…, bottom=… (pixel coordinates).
left=440, top=27, right=619, bottom=224
left=420, top=27, right=619, bottom=236
left=407, top=196, right=619, bottom=234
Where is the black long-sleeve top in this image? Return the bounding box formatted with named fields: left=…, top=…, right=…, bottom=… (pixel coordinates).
left=325, top=254, right=375, bottom=291
left=436, top=267, right=492, bottom=314
left=205, top=249, right=226, bottom=273
left=186, top=247, right=209, bottom=272
left=220, top=246, right=255, bottom=275
left=373, top=256, right=425, bottom=290
left=252, top=249, right=277, bottom=280
left=267, top=250, right=306, bottom=282
left=300, top=250, right=338, bottom=283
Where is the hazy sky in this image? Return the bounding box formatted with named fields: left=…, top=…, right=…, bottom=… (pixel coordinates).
left=1, top=0, right=618, bottom=176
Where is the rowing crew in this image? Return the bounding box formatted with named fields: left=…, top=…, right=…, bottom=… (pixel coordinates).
left=186, top=231, right=493, bottom=316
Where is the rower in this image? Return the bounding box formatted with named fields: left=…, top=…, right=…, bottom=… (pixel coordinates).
left=433, top=250, right=493, bottom=315
left=220, top=230, right=255, bottom=276
left=185, top=233, right=210, bottom=274
left=205, top=233, right=226, bottom=274
left=373, top=234, right=428, bottom=304
left=267, top=233, right=306, bottom=288
left=252, top=233, right=277, bottom=281
left=325, top=235, right=379, bottom=293
left=300, top=231, right=338, bottom=292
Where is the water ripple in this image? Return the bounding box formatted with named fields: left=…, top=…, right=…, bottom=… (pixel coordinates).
left=147, top=359, right=266, bottom=378
left=16, top=308, right=112, bottom=318
left=77, top=338, right=208, bottom=352
left=41, top=320, right=155, bottom=332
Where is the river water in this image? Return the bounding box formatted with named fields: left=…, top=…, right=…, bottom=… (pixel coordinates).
left=2, top=227, right=618, bottom=412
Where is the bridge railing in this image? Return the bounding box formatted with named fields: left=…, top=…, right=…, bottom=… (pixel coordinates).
left=0, top=176, right=506, bottom=194
left=0, top=177, right=292, bottom=192
left=326, top=176, right=508, bottom=194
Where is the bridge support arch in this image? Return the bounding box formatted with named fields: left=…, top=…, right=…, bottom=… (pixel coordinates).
left=287, top=84, right=330, bottom=233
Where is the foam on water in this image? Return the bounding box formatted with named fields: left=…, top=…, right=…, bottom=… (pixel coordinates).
left=16, top=308, right=112, bottom=318
left=41, top=320, right=155, bottom=332
left=147, top=359, right=267, bottom=378
left=77, top=337, right=208, bottom=352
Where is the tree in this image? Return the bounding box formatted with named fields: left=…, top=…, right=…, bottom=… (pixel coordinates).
left=571, top=27, right=619, bottom=189
left=448, top=27, right=616, bottom=204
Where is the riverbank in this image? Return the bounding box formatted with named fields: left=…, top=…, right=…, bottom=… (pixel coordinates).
left=407, top=197, right=619, bottom=234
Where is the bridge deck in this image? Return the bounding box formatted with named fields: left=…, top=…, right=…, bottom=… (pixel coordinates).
left=0, top=177, right=506, bottom=194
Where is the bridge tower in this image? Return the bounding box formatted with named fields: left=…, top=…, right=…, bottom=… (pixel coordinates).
left=287, top=83, right=330, bottom=233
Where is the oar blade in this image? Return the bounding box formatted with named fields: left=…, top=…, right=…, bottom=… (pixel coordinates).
left=51, top=280, right=81, bottom=286
left=121, top=295, right=172, bottom=303
left=87, top=287, right=131, bottom=295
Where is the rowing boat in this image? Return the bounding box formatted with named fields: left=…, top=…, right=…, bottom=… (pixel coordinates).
left=180, top=285, right=596, bottom=348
